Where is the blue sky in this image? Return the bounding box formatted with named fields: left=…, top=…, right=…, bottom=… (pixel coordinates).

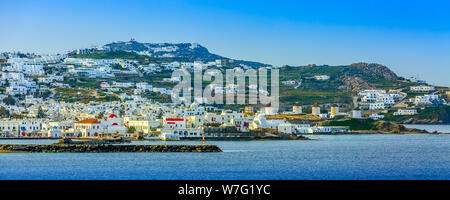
left=1, top=0, right=449, bottom=86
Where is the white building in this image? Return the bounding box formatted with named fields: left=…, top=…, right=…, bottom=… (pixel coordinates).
left=368, top=102, right=385, bottom=110
left=136, top=82, right=153, bottom=91
left=74, top=118, right=102, bottom=137
left=1, top=72, right=24, bottom=81
left=394, top=109, right=418, bottom=116
left=369, top=113, right=385, bottom=120
left=410, top=85, right=435, bottom=93
left=292, top=104, right=302, bottom=114
left=314, top=75, right=330, bottom=81
left=359, top=90, right=386, bottom=103
left=0, top=120, right=20, bottom=135
left=415, top=95, right=439, bottom=105
left=352, top=109, right=362, bottom=119
left=278, top=122, right=311, bottom=134
left=376, top=94, right=395, bottom=106
left=160, top=117, right=203, bottom=138
left=312, top=104, right=321, bottom=116
left=282, top=80, right=297, bottom=85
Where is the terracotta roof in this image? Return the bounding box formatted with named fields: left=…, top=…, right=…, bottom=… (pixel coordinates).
left=75, top=118, right=100, bottom=124
left=166, top=118, right=184, bottom=121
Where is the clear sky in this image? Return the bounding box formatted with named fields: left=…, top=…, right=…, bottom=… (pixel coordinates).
left=1, top=0, right=449, bottom=86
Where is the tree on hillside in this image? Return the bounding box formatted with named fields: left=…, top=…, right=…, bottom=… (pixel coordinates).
left=41, top=90, right=52, bottom=99
left=96, top=112, right=104, bottom=119
left=0, top=106, right=10, bottom=118
left=2, top=96, right=15, bottom=105
left=34, top=89, right=40, bottom=98
left=37, top=107, right=46, bottom=118
left=119, top=105, right=125, bottom=117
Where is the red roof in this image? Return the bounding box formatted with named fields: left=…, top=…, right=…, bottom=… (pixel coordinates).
left=75, top=118, right=100, bottom=124
left=166, top=118, right=184, bottom=121
left=112, top=123, right=119, bottom=126
left=108, top=114, right=118, bottom=118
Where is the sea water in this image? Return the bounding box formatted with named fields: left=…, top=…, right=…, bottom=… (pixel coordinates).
left=0, top=134, right=449, bottom=180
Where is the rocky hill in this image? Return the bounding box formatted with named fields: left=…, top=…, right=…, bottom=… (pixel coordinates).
left=280, top=62, right=407, bottom=92
left=102, top=40, right=268, bottom=67
left=385, top=106, right=450, bottom=124
left=348, top=62, right=398, bottom=81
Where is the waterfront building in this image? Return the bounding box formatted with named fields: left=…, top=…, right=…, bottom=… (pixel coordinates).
left=47, top=129, right=63, bottom=138
left=160, top=117, right=204, bottom=138
left=250, top=113, right=284, bottom=130
left=124, top=119, right=154, bottom=135
left=309, top=126, right=349, bottom=134
left=104, top=114, right=128, bottom=137
left=0, top=120, right=20, bottom=136
left=74, top=118, right=102, bottom=137
left=278, top=122, right=311, bottom=134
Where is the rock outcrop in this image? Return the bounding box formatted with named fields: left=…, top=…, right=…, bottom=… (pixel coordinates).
left=373, top=121, right=428, bottom=134
left=0, top=144, right=222, bottom=153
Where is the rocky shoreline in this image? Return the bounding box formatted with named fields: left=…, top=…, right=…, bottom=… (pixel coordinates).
left=398, top=119, right=450, bottom=125
left=0, top=144, right=222, bottom=153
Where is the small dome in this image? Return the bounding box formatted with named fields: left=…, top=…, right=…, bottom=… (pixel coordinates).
left=108, top=114, right=118, bottom=118
left=112, top=123, right=119, bottom=126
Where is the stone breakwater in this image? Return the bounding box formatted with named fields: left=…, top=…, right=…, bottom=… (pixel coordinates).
left=0, top=144, right=222, bottom=153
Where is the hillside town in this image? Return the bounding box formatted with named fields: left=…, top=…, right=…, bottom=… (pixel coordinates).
left=1, top=42, right=449, bottom=139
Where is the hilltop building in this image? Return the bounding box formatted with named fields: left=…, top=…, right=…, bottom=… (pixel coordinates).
left=292, top=103, right=302, bottom=114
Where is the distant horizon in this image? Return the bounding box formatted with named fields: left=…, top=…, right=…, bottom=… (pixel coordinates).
left=1, top=0, right=449, bottom=86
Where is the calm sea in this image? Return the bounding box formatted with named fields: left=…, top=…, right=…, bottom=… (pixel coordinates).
left=1, top=132, right=449, bottom=180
